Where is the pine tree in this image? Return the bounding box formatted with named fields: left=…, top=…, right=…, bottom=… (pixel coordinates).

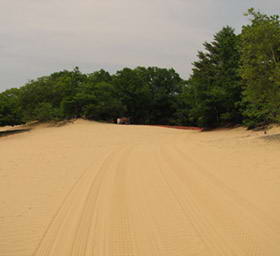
left=188, top=26, right=242, bottom=127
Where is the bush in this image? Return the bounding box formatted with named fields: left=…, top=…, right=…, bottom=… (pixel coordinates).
left=34, top=103, right=61, bottom=122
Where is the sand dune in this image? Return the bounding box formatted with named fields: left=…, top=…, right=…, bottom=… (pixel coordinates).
left=0, top=120, right=280, bottom=256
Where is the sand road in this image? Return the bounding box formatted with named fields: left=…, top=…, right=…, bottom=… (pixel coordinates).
left=0, top=120, right=280, bottom=255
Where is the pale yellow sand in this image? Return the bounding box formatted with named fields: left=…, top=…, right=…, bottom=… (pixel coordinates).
left=0, top=120, right=280, bottom=256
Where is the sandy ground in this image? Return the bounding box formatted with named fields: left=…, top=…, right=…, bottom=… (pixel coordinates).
left=0, top=120, right=280, bottom=256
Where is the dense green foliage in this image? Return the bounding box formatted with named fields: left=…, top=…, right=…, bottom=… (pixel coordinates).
left=240, top=9, right=280, bottom=128
left=1, top=9, right=279, bottom=129
left=0, top=88, right=23, bottom=126
left=0, top=67, right=183, bottom=126
left=187, top=26, right=242, bottom=127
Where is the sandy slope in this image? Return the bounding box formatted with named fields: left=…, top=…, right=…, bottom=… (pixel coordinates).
left=0, top=120, right=280, bottom=256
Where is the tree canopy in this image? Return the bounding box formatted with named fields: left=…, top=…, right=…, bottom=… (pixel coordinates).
left=240, top=8, right=280, bottom=128
left=187, top=26, right=242, bottom=127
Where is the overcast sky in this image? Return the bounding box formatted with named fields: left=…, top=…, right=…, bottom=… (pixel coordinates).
left=0, top=0, right=279, bottom=91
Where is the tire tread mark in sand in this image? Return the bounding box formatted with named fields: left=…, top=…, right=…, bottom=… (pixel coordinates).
left=127, top=146, right=165, bottom=256
left=33, top=164, right=92, bottom=256
left=32, top=148, right=122, bottom=256
left=157, top=145, right=235, bottom=256
left=70, top=155, right=112, bottom=255
left=160, top=144, right=279, bottom=255
left=109, top=146, right=137, bottom=256
left=173, top=145, right=280, bottom=243
left=70, top=146, right=133, bottom=256
left=132, top=145, right=208, bottom=256
left=160, top=145, right=258, bottom=255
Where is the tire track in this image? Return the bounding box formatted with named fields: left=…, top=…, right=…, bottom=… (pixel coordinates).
left=125, top=144, right=211, bottom=256
left=159, top=143, right=280, bottom=255
left=107, top=146, right=137, bottom=256
left=158, top=145, right=236, bottom=256
left=33, top=146, right=127, bottom=256
left=71, top=146, right=135, bottom=256
left=174, top=143, right=280, bottom=230
left=3, top=123, right=280, bottom=256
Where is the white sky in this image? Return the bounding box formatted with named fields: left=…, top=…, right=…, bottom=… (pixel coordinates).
left=1, top=0, right=280, bottom=91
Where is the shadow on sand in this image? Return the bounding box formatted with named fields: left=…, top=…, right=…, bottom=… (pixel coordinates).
left=0, top=128, right=31, bottom=138
left=262, top=133, right=280, bottom=142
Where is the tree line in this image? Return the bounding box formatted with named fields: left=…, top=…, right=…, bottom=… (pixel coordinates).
left=1, top=9, right=280, bottom=129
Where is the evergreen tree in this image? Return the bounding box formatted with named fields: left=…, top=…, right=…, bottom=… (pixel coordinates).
left=240, top=9, right=280, bottom=128
left=187, top=26, right=242, bottom=127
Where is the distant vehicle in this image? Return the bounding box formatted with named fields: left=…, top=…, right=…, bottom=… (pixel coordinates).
left=117, top=117, right=130, bottom=125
